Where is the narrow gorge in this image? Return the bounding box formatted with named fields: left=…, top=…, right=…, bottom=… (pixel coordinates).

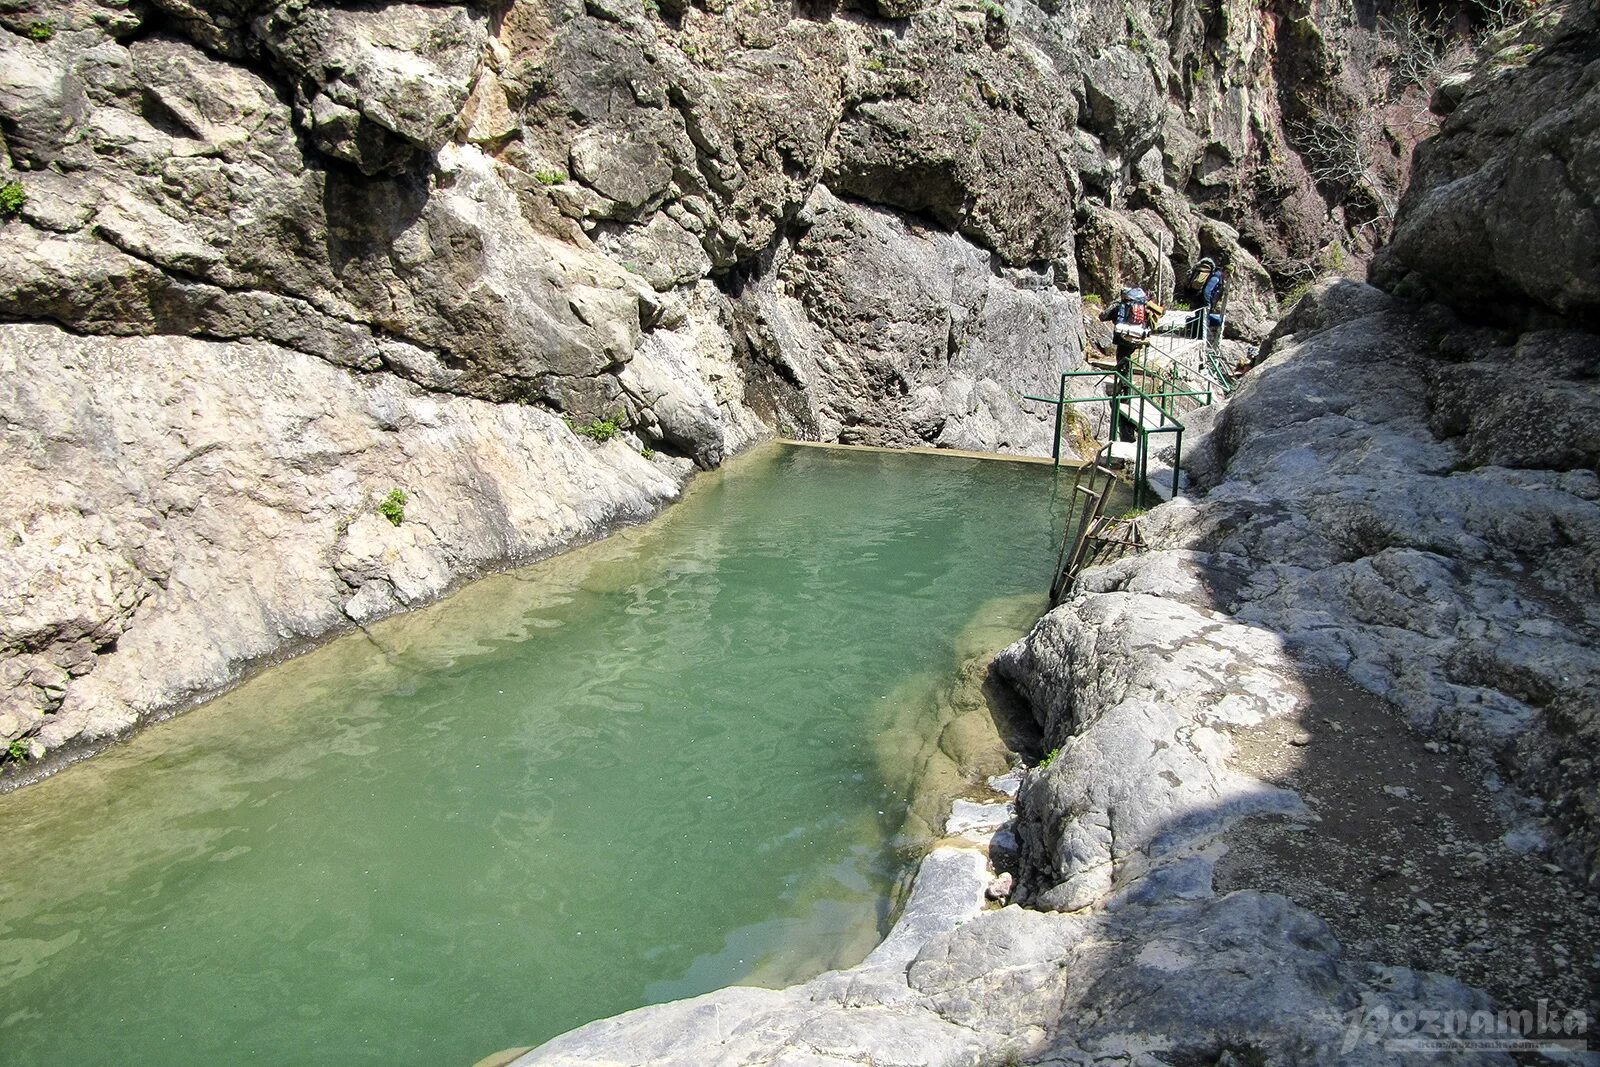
left=1, top=0, right=1596, bottom=1063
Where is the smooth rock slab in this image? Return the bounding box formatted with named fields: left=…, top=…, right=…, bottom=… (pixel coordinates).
left=0, top=325, right=690, bottom=766
left=943, top=800, right=1012, bottom=838
left=512, top=864, right=1510, bottom=1066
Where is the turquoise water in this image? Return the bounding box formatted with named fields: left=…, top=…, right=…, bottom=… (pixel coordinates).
left=0, top=444, right=1071, bottom=1066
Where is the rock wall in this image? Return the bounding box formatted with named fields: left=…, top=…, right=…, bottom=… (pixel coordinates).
left=997, top=0, right=1600, bottom=1037
left=501, top=3, right=1600, bottom=1061
left=1373, top=0, right=1600, bottom=330
left=0, top=0, right=1467, bottom=773
left=0, top=323, right=710, bottom=767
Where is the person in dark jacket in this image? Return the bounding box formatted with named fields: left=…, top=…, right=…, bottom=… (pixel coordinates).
left=1189, top=257, right=1227, bottom=339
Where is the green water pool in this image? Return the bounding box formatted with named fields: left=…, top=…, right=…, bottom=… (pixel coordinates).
left=0, top=443, right=1076, bottom=1066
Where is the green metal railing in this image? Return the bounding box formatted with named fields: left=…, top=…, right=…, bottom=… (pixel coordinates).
left=1022, top=305, right=1235, bottom=519
left=1204, top=344, right=1238, bottom=395
left=1149, top=308, right=1236, bottom=397
left=1023, top=367, right=1208, bottom=506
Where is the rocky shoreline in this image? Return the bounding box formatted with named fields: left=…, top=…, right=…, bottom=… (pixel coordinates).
left=501, top=5, right=1600, bottom=1060
left=7, top=0, right=1487, bottom=781
left=497, top=287, right=1600, bottom=1063
left=3, top=0, right=1597, bottom=1061
left=0, top=322, right=757, bottom=791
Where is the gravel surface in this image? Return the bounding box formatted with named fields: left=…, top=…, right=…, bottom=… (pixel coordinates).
left=1218, top=669, right=1600, bottom=1022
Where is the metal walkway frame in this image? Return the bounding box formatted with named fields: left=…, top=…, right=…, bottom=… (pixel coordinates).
left=1024, top=367, right=1207, bottom=507
left=1145, top=307, right=1237, bottom=398
left=1024, top=305, right=1235, bottom=507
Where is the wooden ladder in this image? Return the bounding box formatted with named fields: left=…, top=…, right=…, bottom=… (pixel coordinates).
left=1048, top=444, right=1148, bottom=605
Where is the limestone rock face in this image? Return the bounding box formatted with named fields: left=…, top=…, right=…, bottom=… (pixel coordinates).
left=0, top=324, right=693, bottom=759
left=1373, top=1, right=1600, bottom=328
left=823, top=9, right=1081, bottom=267
left=510, top=852, right=1501, bottom=1066
left=0, top=0, right=1593, bottom=1058
left=0, top=26, right=675, bottom=420
left=995, top=591, right=1309, bottom=911
left=1144, top=280, right=1600, bottom=883
left=259, top=2, right=489, bottom=174
left=739, top=186, right=1081, bottom=452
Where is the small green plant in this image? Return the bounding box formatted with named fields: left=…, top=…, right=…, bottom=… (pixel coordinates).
left=0, top=180, right=25, bottom=221
left=566, top=412, right=625, bottom=443
left=1281, top=279, right=1314, bottom=308
left=1169, top=300, right=1192, bottom=311
left=25, top=20, right=54, bottom=41
left=640, top=446, right=656, bottom=460
left=534, top=169, right=566, bottom=186
left=378, top=488, right=408, bottom=527
left=1491, top=41, right=1538, bottom=68
left=1037, top=747, right=1060, bottom=770
left=979, top=0, right=1005, bottom=17
left=7, top=740, right=28, bottom=763
left=1082, top=293, right=1104, bottom=307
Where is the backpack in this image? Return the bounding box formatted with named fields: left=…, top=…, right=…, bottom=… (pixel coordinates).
left=1187, top=258, right=1216, bottom=291
left=1115, top=288, right=1148, bottom=326
left=1114, top=291, right=1151, bottom=339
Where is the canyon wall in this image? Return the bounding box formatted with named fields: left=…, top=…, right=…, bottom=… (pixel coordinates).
left=4, top=0, right=1592, bottom=1060
left=505, top=3, right=1598, bottom=1062
left=0, top=0, right=1442, bottom=775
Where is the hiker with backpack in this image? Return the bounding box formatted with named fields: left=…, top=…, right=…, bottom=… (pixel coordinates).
left=1099, top=287, right=1160, bottom=380
left=1187, top=257, right=1227, bottom=340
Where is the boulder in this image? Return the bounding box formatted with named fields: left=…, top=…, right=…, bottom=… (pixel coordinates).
left=739, top=185, right=1078, bottom=453
left=826, top=8, right=1081, bottom=265
left=1080, top=45, right=1161, bottom=154
left=256, top=2, right=490, bottom=174
left=1373, top=1, right=1600, bottom=328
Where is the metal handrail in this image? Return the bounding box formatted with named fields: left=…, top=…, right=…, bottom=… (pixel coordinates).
left=1022, top=367, right=1201, bottom=506
left=1145, top=305, right=1238, bottom=399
